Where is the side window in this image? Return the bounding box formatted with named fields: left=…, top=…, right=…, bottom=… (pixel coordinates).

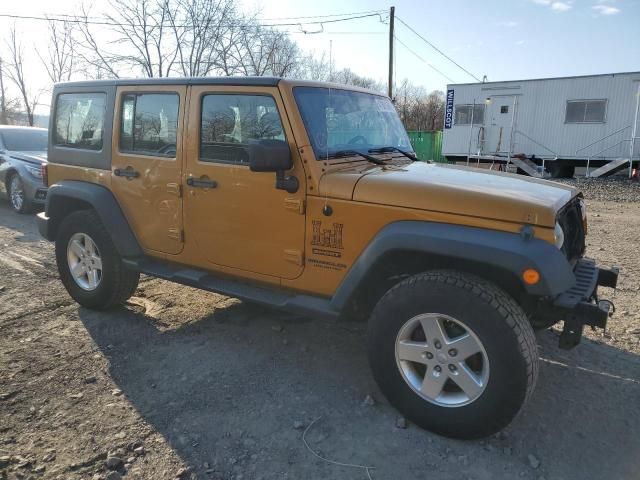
left=200, top=94, right=285, bottom=164
left=119, top=93, right=179, bottom=157
left=54, top=93, right=106, bottom=150
left=454, top=104, right=485, bottom=125
left=565, top=100, right=607, bottom=123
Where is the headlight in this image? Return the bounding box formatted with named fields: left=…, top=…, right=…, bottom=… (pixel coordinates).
left=554, top=222, right=565, bottom=249
left=25, top=165, right=43, bottom=179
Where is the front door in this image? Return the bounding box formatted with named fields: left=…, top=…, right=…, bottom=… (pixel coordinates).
left=184, top=86, right=306, bottom=280
left=111, top=85, right=186, bottom=255
left=486, top=96, right=515, bottom=154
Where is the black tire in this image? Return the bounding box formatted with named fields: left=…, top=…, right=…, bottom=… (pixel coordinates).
left=367, top=270, right=538, bottom=439
left=6, top=173, right=33, bottom=214
left=55, top=209, right=139, bottom=310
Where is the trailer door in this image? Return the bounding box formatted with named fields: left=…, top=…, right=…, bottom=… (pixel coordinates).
left=486, top=96, right=515, bottom=155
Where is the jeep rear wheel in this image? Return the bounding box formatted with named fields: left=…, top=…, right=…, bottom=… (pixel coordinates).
left=368, top=270, right=538, bottom=439
left=56, top=210, right=139, bottom=309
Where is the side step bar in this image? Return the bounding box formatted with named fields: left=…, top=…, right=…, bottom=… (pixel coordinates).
left=122, top=257, right=339, bottom=320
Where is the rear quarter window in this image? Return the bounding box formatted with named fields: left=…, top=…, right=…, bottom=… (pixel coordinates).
left=54, top=93, right=106, bottom=151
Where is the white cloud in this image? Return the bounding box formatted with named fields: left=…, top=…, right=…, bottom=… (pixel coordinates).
left=551, top=2, right=572, bottom=11
left=515, top=40, right=526, bottom=45
left=592, top=4, right=621, bottom=14
left=531, top=0, right=574, bottom=12
left=498, top=20, right=519, bottom=27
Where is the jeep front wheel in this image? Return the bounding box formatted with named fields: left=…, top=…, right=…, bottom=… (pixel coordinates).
left=55, top=210, right=139, bottom=310
left=367, top=270, right=538, bottom=439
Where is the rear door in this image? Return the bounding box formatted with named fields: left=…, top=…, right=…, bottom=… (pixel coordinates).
left=111, top=85, right=186, bottom=255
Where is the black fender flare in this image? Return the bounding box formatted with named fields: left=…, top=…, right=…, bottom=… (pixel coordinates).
left=42, top=180, right=142, bottom=257
left=330, top=221, right=575, bottom=311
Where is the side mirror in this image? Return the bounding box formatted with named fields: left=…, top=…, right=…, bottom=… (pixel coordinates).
left=248, top=139, right=298, bottom=193
left=248, top=139, right=292, bottom=172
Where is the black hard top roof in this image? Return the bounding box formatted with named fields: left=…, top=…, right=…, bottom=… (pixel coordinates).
left=55, top=76, right=282, bottom=88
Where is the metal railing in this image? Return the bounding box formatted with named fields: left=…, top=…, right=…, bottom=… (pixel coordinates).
left=512, top=129, right=558, bottom=173
left=575, top=125, right=631, bottom=157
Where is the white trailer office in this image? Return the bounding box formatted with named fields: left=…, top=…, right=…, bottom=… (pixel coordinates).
left=441, top=71, right=640, bottom=178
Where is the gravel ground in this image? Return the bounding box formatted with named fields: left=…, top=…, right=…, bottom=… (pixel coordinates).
left=1, top=180, right=639, bottom=480
left=555, top=176, right=640, bottom=203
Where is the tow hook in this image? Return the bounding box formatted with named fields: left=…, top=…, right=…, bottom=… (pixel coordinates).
left=597, top=299, right=615, bottom=317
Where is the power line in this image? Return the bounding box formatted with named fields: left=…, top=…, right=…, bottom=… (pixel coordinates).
left=395, top=36, right=455, bottom=83
left=0, top=11, right=384, bottom=30
left=31, top=9, right=386, bottom=23
left=395, top=16, right=480, bottom=82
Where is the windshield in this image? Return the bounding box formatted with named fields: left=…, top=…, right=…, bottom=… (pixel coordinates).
left=293, top=86, right=412, bottom=159
left=0, top=129, right=48, bottom=152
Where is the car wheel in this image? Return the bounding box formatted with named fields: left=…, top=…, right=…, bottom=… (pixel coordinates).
left=367, top=270, right=538, bottom=439
left=7, top=173, right=33, bottom=214
left=55, top=209, right=140, bottom=310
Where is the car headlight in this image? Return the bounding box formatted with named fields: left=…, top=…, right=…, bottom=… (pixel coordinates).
left=554, top=222, right=565, bottom=249
left=25, top=165, right=43, bottom=179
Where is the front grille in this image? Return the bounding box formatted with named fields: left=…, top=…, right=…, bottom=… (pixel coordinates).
left=557, top=199, right=585, bottom=263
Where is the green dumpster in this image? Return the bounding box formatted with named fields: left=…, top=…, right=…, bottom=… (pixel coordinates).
left=407, top=131, right=445, bottom=163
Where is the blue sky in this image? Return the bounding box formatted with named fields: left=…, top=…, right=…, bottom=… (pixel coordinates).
left=245, top=0, right=640, bottom=91
left=0, top=0, right=638, bottom=113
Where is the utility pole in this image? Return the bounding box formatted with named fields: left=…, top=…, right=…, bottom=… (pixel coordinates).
left=388, top=6, right=395, bottom=99
left=0, top=58, right=6, bottom=125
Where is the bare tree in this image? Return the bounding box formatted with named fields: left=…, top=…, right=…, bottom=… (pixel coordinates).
left=332, top=68, right=384, bottom=91
left=5, top=27, right=39, bottom=126
left=298, top=52, right=331, bottom=82
left=38, top=19, right=76, bottom=84
left=105, top=0, right=177, bottom=77
left=0, top=58, right=7, bottom=124
left=168, top=0, right=237, bottom=76
left=229, top=22, right=301, bottom=77
left=394, top=79, right=445, bottom=131
left=74, top=5, right=121, bottom=79
left=75, top=0, right=176, bottom=78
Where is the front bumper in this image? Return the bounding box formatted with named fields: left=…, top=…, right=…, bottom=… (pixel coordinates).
left=21, top=173, right=48, bottom=204
left=552, top=258, right=618, bottom=349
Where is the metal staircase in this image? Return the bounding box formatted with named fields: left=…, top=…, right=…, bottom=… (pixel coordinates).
left=509, top=156, right=546, bottom=177
left=586, top=157, right=630, bottom=178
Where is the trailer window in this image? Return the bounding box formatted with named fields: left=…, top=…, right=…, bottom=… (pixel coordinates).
left=565, top=100, right=607, bottom=123
left=454, top=105, right=484, bottom=125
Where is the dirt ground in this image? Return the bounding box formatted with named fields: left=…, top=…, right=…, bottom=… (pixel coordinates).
left=1, top=189, right=639, bottom=480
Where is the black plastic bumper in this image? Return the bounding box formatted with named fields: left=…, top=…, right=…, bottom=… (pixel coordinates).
left=552, top=258, right=618, bottom=349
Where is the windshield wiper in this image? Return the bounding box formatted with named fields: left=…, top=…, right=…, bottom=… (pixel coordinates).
left=368, top=146, right=422, bottom=162
left=328, top=149, right=386, bottom=165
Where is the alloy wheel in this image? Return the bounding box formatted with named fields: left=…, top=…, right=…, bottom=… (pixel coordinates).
left=67, top=233, right=103, bottom=291
left=395, top=313, right=490, bottom=407
left=9, top=175, right=25, bottom=211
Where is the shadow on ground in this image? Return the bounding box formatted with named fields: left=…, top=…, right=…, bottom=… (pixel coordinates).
left=79, top=303, right=640, bottom=480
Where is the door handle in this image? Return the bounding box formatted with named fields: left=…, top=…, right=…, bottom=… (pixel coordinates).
left=187, top=176, right=217, bottom=189
left=114, top=167, right=140, bottom=179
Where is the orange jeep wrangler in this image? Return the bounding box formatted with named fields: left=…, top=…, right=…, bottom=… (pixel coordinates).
left=38, top=77, right=618, bottom=439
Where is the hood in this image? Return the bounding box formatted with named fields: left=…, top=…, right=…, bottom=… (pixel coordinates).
left=320, top=162, right=577, bottom=227
left=8, top=151, right=48, bottom=165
